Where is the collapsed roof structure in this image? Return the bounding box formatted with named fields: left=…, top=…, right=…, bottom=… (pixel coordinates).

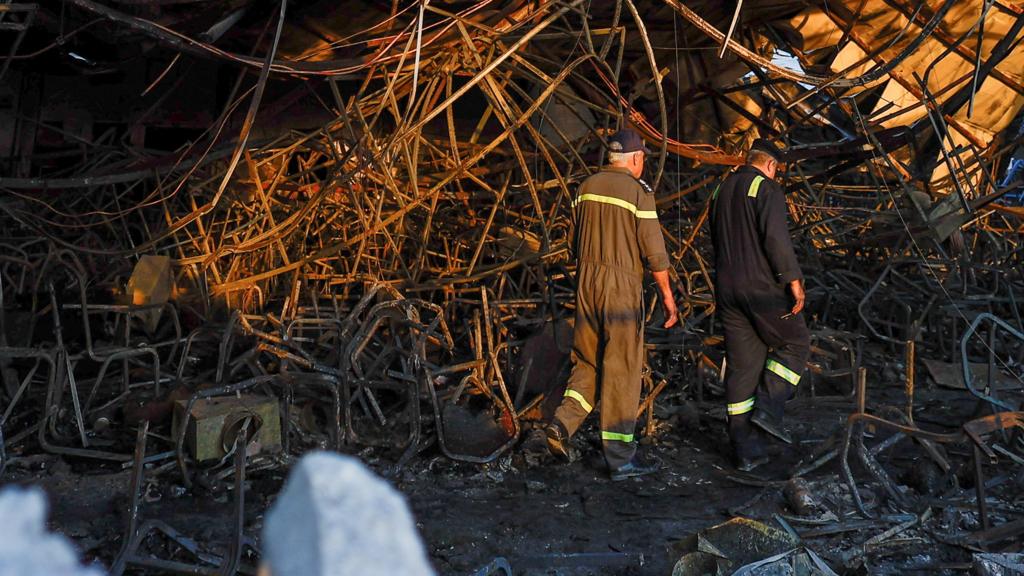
left=1, top=1, right=1023, bottom=574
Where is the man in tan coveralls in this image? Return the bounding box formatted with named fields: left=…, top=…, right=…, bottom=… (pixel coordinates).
left=545, top=129, right=678, bottom=481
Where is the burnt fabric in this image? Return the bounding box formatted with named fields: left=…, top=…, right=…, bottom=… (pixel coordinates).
left=710, top=165, right=810, bottom=458
left=553, top=166, right=669, bottom=470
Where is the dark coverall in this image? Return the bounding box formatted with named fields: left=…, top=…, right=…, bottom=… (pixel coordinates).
left=709, top=166, right=811, bottom=459
left=552, top=166, right=671, bottom=470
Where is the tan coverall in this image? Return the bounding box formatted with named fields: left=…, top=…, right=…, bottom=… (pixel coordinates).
left=552, top=166, right=670, bottom=470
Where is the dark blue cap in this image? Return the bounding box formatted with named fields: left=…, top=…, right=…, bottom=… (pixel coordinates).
left=751, top=138, right=783, bottom=161
left=608, top=129, right=651, bottom=154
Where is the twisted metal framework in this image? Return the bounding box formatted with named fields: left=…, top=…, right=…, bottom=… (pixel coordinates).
left=1, top=1, right=1024, bottom=568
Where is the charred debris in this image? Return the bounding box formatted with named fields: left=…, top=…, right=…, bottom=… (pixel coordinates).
left=1, top=1, right=1023, bottom=574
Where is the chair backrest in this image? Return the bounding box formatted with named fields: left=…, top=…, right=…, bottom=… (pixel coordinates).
left=0, top=243, right=48, bottom=348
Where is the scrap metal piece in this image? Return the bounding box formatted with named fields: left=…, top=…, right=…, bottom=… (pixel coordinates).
left=731, top=547, right=839, bottom=576
left=784, top=478, right=824, bottom=517
left=172, top=394, right=281, bottom=462
left=670, top=517, right=805, bottom=576
left=960, top=313, right=1024, bottom=412
left=126, top=255, right=173, bottom=334
left=974, top=553, right=1024, bottom=576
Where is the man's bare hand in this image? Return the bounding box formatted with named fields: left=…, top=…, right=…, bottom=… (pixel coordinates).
left=662, top=298, right=679, bottom=329
left=652, top=269, right=678, bottom=329
left=788, top=279, right=805, bottom=316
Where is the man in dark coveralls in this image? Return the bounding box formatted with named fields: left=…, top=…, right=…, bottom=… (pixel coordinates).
left=545, top=129, right=678, bottom=481
left=709, top=138, right=810, bottom=472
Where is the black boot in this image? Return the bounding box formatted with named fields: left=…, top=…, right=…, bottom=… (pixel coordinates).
left=609, top=454, right=660, bottom=481
left=733, top=436, right=769, bottom=472
left=734, top=453, right=770, bottom=472
left=751, top=409, right=792, bottom=444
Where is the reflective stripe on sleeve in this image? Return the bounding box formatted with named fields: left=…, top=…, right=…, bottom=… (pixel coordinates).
left=601, top=431, right=634, bottom=443
left=564, top=389, right=593, bottom=413
left=766, top=358, right=801, bottom=385
left=747, top=175, right=765, bottom=198
left=573, top=193, right=658, bottom=219
left=727, top=397, right=755, bottom=415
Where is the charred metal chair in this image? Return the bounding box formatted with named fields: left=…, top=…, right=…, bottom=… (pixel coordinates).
left=34, top=248, right=177, bottom=461
left=0, top=242, right=55, bottom=475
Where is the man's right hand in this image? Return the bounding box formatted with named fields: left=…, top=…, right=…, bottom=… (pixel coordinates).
left=662, top=298, right=679, bottom=329
left=652, top=269, right=678, bottom=328
left=788, top=279, right=805, bottom=316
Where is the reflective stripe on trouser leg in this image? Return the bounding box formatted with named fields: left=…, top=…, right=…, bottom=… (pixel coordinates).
left=759, top=358, right=803, bottom=423
left=601, top=431, right=634, bottom=443
left=554, top=268, right=601, bottom=437
left=765, top=358, right=801, bottom=385
left=727, top=396, right=755, bottom=456
left=596, top=266, right=644, bottom=471
left=564, top=389, right=593, bottom=413
left=747, top=304, right=810, bottom=423
left=720, top=304, right=769, bottom=459
left=727, top=396, right=755, bottom=416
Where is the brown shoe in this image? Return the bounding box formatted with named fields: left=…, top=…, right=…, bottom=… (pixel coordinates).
left=545, top=421, right=570, bottom=461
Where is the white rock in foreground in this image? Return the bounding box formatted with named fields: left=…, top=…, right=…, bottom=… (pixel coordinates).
left=0, top=487, right=105, bottom=576
left=262, top=451, right=434, bottom=576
